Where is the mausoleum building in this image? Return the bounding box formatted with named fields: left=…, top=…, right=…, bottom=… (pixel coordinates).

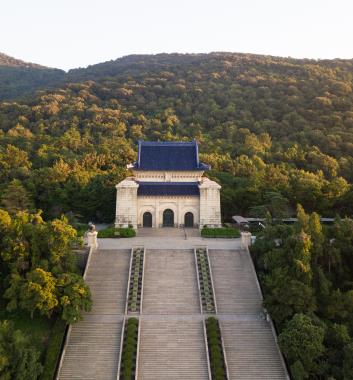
left=115, top=141, right=222, bottom=229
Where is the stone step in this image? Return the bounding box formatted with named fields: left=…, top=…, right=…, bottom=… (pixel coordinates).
left=209, top=249, right=263, bottom=314
left=142, top=249, right=200, bottom=314
left=221, top=320, right=287, bottom=379
left=137, top=320, right=209, bottom=380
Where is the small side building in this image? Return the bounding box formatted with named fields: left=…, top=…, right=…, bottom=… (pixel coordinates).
left=115, top=141, right=222, bottom=229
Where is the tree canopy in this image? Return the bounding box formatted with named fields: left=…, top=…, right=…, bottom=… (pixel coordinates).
left=0, top=52, right=352, bottom=221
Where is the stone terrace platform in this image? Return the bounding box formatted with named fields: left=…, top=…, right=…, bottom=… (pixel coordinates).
left=98, top=234, right=241, bottom=250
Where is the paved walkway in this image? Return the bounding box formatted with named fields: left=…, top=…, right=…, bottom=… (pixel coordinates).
left=98, top=236, right=241, bottom=250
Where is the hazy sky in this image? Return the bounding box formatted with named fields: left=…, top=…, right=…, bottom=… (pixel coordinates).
left=1, top=0, right=352, bottom=71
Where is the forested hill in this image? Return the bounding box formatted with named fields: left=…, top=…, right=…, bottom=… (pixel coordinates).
left=0, top=52, right=353, bottom=221
left=0, top=52, right=65, bottom=100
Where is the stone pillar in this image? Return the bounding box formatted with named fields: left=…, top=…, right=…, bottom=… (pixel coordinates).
left=241, top=232, right=252, bottom=249
left=115, top=178, right=139, bottom=229
left=199, top=178, right=222, bottom=228
left=155, top=198, right=159, bottom=228
left=86, top=231, right=98, bottom=249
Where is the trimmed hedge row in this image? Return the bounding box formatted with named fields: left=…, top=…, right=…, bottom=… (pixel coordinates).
left=206, top=317, right=228, bottom=380
left=201, top=227, right=240, bottom=238
left=196, top=248, right=216, bottom=313
left=120, top=318, right=139, bottom=380
left=127, top=248, right=144, bottom=313
left=40, top=318, right=67, bottom=380
left=98, top=227, right=136, bottom=238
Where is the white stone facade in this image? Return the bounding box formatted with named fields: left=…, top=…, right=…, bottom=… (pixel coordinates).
left=115, top=141, right=222, bottom=229
left=115, top=172, right=221, bottom=229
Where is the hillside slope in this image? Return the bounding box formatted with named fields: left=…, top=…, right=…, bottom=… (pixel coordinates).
left=0, top=52, right=352, bottom=220
left=0, top=52, right=65, bottom=100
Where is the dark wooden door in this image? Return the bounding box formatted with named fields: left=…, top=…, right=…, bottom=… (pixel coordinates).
left=143, top=212, right=152, bottom=227
left=184, top=212, right=194, bottom=227
left=163, top=209, right=174, bottom=227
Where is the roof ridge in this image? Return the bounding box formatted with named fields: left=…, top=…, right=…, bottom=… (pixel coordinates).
left=139, top=140, right=196, bottom=146
left=137, top=181, right=199, bottom=185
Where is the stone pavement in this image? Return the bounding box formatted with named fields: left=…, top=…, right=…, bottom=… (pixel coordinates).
left=98, top=235, right=241, bottom=250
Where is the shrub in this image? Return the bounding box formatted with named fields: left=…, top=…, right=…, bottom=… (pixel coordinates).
left=98, top=226, right=136, bottom=238
left=118, top=228, right=136, bottom=238
left=201, top=227, right=240, bottom=238
left=40, top=318, right=67, bottom=380
left=206, top=317, right=227, bottom=380
left=120, top=318, right=139, bottom=380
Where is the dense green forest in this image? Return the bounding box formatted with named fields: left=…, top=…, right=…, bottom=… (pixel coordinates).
left=252, top=208, right=353, bottom=379
left=0, top=53, right=65, bottom=100
left=0, top=52, right=353, bottom=379
left=0, top=52, right=353, bottom=222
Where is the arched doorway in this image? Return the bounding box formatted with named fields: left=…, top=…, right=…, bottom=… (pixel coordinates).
left=163, top=209, right=174, bottom=227
left=143, top=212, right=152, bottom=227
left=184, top=212, right=194, bottom=228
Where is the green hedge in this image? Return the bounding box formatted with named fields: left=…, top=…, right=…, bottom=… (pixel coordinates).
left=201, top=227, right=240, bottom=238
left=120, top=318, right=139, bottom=380
left=98, top=227, right=136, bottom=238
left=206, top=317, right=227, bottom=380
left=40, top=318, right=67, bottom=380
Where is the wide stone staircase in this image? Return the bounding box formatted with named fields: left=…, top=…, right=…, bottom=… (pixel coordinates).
left=57, top=246, right=288, bottom=380
left=58, top=249, right=130, bottom=380
left=137, top=319, right=209, bottom=380
left=209, top=249, right=263, bottom=314
left=142, top=249, right=200, bottom=314
left=221, top=319, right=287, bottom=379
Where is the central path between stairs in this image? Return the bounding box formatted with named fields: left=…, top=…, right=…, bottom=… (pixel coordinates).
left=142, top=249, right=200, bottom=314
left=138, top=249, right=208, bottom=379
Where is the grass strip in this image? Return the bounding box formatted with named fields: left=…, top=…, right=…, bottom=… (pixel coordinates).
left=40, top=318, right=67, bottom=380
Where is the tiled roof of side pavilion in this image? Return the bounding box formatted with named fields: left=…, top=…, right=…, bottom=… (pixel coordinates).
left=137, top=182, right=200, bottom=196
left=132, top=141, right=210, bottom=171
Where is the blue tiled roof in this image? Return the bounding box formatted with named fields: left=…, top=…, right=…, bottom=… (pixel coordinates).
left=137, top=182, right=200, bottom=196
left=133, top=141, right=210, bottom=171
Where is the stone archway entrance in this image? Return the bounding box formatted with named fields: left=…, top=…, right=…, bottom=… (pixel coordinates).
left=163, top=209, right=174, bottom=227
left=184, top=212, right=194, bottom=228
left=143, top=212, right=152, bottom=227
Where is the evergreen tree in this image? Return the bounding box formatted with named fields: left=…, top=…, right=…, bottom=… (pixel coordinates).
left=0, top=179, right=33, bottom=215
left=0, top=321, right=42, bottom=380
left=278, top=314, right=325, bottom=379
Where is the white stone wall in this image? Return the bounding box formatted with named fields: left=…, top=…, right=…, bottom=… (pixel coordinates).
left=199, top=178, right=222, bottom=228
left=115, top=178, right=139, bottom=228
left=137, top=196, right=200, bottom=227
left=115, top=174, right=222, bottom=229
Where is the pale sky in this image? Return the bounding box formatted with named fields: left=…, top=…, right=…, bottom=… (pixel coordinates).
left=1, top=0, right=352, bottom=71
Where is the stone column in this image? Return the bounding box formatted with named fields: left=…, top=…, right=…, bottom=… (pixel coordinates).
left=198, top=178, right=222, bottom=228
left=241, top=232, right=252, bottom=249
left=86, top=231, right=98, bottom=249
left=115, top=178, right=139, bottom=229
left=155, top=198, right=159, bottom=228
